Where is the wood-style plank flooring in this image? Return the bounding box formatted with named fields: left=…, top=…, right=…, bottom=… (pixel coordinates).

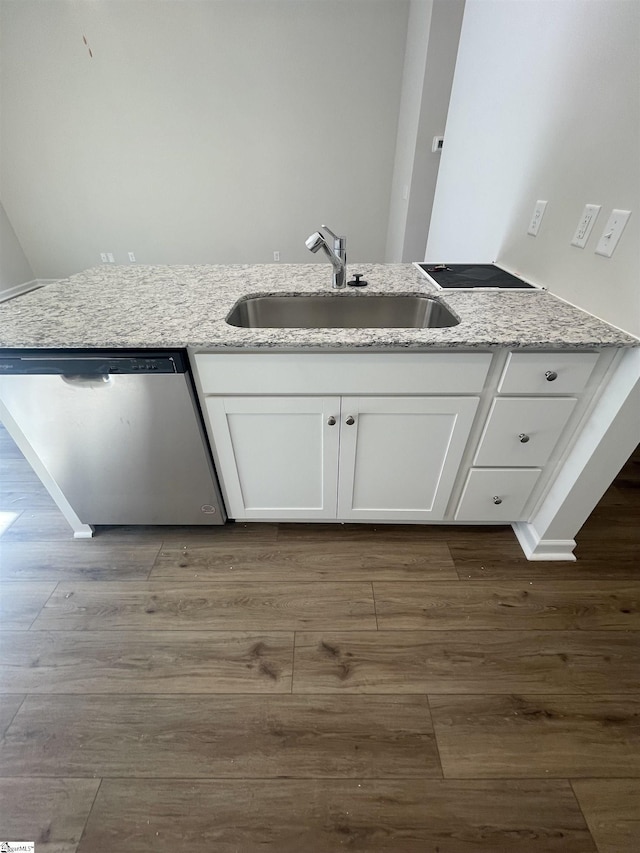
left=0, top=422, right=638, bottom=852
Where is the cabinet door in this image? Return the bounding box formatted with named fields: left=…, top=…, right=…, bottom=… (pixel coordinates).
left=204, top=396, right=340, bottom=519
left=337, top=396, right=479, bottom=521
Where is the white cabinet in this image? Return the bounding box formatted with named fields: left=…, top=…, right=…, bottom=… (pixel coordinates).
left=195, top=348, right=605, bottom=532
left=473, top=397, right=577, bottom=467
left=205, top=394, right=479, bottom=521
left=337, top=396, right=479, bottom=521
left=455, top=468, right=542, bottom=521
left=454, top=350, right=602, bottom=523
left=204, top=396, right=339, bottom=519
left=498, top=351, right=599, bottom=394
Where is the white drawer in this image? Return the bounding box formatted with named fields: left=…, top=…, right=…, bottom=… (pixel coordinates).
left=455, top=468, right=541, bottom=521
left=194, top=352, right=492, bottom=395
left=498, top=351, right=599, bottom=394
left=473, top=397, right=577, bottom=467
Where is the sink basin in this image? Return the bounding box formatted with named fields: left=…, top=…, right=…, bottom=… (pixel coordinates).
left=226, top=293, right=459, bottom=329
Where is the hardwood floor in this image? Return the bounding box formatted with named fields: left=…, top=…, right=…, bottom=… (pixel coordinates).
left=0, top=423, right=638, bottom=852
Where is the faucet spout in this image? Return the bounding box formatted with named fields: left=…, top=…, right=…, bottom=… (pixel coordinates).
left=305, top=225, right=347, bottom=288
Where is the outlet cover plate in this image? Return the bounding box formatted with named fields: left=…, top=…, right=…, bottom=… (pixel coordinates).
left=595, top=209, right=631, bottom=257
left=571, top=204, right=601, bottom=248
left=527, top=200, right=548, bottom=236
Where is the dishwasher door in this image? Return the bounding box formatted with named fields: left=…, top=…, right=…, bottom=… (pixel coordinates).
left=0, top=369, right=226, bottom=525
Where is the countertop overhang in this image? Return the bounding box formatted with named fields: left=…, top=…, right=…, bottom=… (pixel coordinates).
left=0, top=263, right=636, bottom=351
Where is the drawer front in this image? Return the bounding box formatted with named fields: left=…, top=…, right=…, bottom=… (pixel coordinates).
left=194, top=352, right=492, bottom=395
left=498, top=351, right=599, bottom=394
left=455, top=468, right=541, bottom=521
left=473, top=397, right=577, bottom=467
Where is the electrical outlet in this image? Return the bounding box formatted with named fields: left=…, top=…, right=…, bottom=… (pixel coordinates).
left=571, top=204, right=601, bottom=248
left=527, top=200, right=548, bottom=236
left=432, top=136, right=444, bottom=153
left=128, top=252, right=136, bottom=262
left=273, top=251, right=280, bottom=262
left=107, top=253, right=115, bottom=263
left=100, top=253, right=108, bottom=263
left=595, top=209, right=631, bottom=257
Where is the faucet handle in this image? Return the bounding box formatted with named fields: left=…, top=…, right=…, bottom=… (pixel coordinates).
left=320, top=224, right=340, bottom=240
left=321, top=225, right=345, bottom=250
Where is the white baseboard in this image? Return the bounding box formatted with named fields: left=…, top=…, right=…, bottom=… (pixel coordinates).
left=512, top=522, right=577, bottom=561
left=0, top=278, right=57, bottom=303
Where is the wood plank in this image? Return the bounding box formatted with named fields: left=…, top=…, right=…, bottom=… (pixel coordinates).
left=0, top=485, right=57, bottom=512
left=293, top=630, right=640, bottom=694
left=0, top=694, right=439, bottom=779
left=572, top=779, right=640, bottom=853
left=449, top=531, right=640, bottom=579
left=151, top=539, right=456, bottom=582
left=32, top=581, right=376, bottom=631
left=0, top=541, right=159, bottom=581
left=78, top=778, right=595, bottom=853
left=0, top=777, right=100, bottom=852
left=429, top=695, right=640, bottom=778
left=0, top=508, right=78, bottom=541
left=374, top=581, right=640, bottom=631
left=0, top=581, right=57, bottom=629
left=276, top=521, right=453, bottom=542
left=0, top=631, right=293, bottom=693
left=0, top=694, right=24, bottom=735
left=159, top=520, right=279, bottom=545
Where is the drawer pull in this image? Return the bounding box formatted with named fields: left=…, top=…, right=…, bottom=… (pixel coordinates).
left=327, top=416, right=336, bottom=426
left=345, top=416, right=355, bottom=426
left=492, top=496, right=503, bottom=505
left=518, top=433, right=530, bottom=443
left=545, top=370, right=558, bottom=381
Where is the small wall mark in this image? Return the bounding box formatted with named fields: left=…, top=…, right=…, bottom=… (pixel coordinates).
left=82, top=34, right=93, bottom=58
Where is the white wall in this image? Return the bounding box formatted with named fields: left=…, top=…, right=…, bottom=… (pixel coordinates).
left=385, top=0, right=433, bottom=262
left=402, top=0, right=464, bottom=261
left=0, top=199, right=34, bottom=295
left=385, top=0, right=465, bottom=263
left=0, top=0, right=409, bottom=279
left=427, top=0, right=640, bottom=337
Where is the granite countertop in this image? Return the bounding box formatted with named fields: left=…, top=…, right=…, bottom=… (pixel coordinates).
left=0, top=263, right=637, bottom=351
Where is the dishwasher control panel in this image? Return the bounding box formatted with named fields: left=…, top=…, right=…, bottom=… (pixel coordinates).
left=0, top=352, right=182, bottom=375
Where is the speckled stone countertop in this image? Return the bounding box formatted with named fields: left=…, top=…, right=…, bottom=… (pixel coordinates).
left=0, top=263, right=637, bottom=350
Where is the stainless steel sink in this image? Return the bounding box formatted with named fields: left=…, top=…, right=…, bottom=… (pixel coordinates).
left=226, top=293, right=459, bottom=329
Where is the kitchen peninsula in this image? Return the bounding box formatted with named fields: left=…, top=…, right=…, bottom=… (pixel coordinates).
left=0, top=263, right=638, bottom=561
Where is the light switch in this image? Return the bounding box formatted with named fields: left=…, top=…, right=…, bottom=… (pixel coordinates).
left=595, top=209, right=631, bottom=257
left=571, top=204, right=601, bottom=248
left=527, top=200, right=548, bottom=236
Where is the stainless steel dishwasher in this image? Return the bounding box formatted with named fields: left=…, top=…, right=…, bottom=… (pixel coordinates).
left=0, top=350, right=226, bottom=528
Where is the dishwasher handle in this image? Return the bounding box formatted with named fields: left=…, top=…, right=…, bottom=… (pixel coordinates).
left=61, top=374, right=112, bottom=388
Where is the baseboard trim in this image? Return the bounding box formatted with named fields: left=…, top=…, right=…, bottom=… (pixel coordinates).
left=512, top=522, right=577, bottom=561
left=0, top=279, right=57, bottom=303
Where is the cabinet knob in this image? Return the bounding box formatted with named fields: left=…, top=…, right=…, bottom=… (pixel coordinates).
left=518, top=433, right=530, bottom=443
left=492, top=496, right=503, bottom=505
left=545, top=370, right=558, bottom=381
left=345, top=416, right=355, bottom=426
left=327, top=416, right=336, bottom=426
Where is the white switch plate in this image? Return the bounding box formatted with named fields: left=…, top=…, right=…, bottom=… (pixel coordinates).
left=595, top=209, right=631, bottom=257
left=128, top=252, right=136, bottom=262
left=571, top=204, right=601, bottom=248
left=432, top=136, right=444, bottom=153
left=527, top=200, right=548, bottom=236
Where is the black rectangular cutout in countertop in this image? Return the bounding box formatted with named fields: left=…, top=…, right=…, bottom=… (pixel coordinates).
left=416, top=263, right=537, bottom=290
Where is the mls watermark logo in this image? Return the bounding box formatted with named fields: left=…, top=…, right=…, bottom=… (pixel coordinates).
left=1, top=844, right=35, bottom=852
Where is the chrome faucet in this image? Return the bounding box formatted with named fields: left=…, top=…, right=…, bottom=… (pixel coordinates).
left=305, top=225, right=347, bottom=288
